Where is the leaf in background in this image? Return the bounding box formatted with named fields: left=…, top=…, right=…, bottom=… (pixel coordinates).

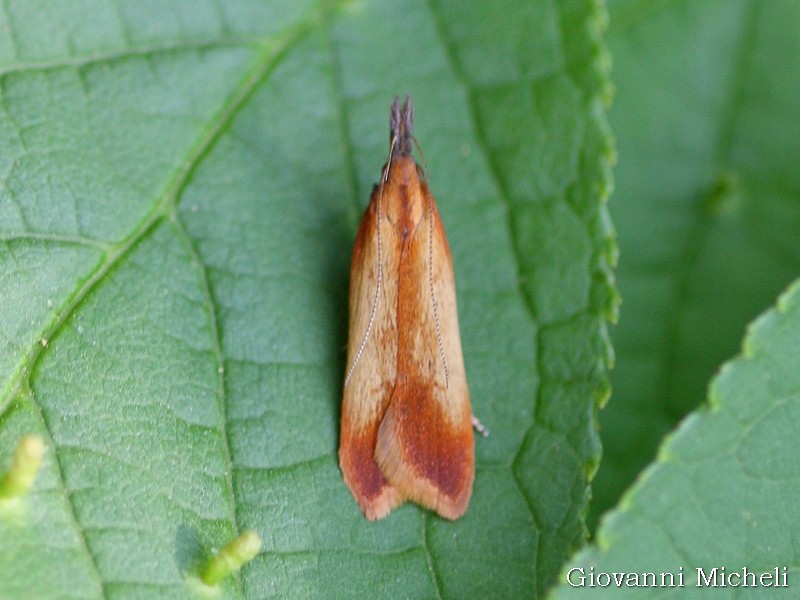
left=0, top=1, right=614, bottom=598
left=592, top=0, right=800, bottom=526
left=552, top=278, right=800, bottom=598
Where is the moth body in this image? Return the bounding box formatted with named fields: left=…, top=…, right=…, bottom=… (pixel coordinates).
left=339, top=97, right=474, bottom=521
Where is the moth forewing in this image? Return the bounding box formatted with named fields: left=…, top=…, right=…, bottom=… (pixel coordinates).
left=339, top=191, right=404, bottom=520
left=339, top=97, right=474, bottom=521
left=428, top=190, right=470, bottom=419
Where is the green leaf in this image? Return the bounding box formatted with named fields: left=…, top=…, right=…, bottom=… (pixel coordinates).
left=552, top=278, right=800, bottom=598
left=592, top=0, right=800, bottom=525
left=0, top=1, right=613, bottom=598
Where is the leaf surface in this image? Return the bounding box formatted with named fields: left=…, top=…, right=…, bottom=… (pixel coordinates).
left=552, top=278, right=800, bottom=598
left=0, top=1, right=614, bottom=598
left=593, top=0, right=800, bottom=525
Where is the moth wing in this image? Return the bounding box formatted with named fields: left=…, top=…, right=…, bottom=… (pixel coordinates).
left=339, top=193, right=405, bottom=520
left=375, top=187, right=474, bottom=520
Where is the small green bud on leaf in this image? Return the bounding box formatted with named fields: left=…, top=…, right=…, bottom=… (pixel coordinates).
left=201, top=529, right=262, bottom=586
left=0, top=435, right=46, bottom=500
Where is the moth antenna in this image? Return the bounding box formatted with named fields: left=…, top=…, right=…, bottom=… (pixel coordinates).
left=400, top=96, right=428, bottom=180
left=411, top=136, right=430, bottom=181
left=344, top=130, right=398, bottom=386
left=428, top=187, right=449, bottom=389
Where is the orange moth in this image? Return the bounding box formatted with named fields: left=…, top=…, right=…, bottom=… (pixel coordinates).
left=339, top=97, right=475, bottom=520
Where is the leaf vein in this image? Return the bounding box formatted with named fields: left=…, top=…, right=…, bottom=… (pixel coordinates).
left=0, top=37, right=262, bottom=79
left=172, top=218, right=244, bottom=597
left=421, top=515, right=445, bottom=600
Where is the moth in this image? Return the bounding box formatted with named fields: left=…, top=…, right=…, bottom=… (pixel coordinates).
left=339, top=97, right=474, bottom=520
